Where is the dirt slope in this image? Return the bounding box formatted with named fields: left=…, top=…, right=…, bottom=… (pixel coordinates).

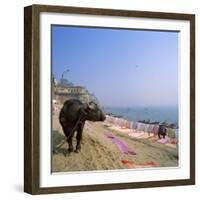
left=52, top=111, right=178, bottom=172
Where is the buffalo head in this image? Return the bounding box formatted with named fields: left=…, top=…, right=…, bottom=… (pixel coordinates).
left=82, top=101, right=106, bottom=122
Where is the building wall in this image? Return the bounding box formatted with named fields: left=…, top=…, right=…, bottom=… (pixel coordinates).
left=54, top=86, right=90, bottom=104
left=55, top=86, right=86, bottom=95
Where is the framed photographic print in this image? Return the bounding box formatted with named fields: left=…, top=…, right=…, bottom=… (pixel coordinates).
left=24, top=4, right=195, bottom=194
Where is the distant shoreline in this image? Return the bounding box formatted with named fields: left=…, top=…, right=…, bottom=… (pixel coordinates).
left=104, top=106, right=178, bottom=127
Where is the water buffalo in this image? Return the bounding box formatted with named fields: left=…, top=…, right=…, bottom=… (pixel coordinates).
left=158, top=124, right=167, bottom=139
left=59, top=99, right=106, bottom=153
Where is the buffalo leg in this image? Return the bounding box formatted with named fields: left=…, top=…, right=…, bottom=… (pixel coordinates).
left=67, top=136, right=74, bottom=152
left=75, top=123, right=85, bottom=153
left=163, top=132, right=166, bottom=139
left=63, top=127, right=74, bottom=153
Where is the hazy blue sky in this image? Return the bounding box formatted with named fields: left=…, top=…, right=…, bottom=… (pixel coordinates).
left=52, top=25, right=178, bottom=107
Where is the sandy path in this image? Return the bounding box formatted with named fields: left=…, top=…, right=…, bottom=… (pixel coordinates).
left=52, top=110, right=178, bottom=172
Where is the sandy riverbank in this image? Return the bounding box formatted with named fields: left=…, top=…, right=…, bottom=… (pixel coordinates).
left=52, top=110, right=178, bottom=172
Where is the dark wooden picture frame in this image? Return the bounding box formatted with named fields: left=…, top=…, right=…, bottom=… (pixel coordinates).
left=24, top=4, right=195, bottom=195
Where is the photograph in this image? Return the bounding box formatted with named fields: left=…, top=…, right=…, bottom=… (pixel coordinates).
left=51, top=25, right=179, bottom=173
left=24, top=5, right=195, bottom=194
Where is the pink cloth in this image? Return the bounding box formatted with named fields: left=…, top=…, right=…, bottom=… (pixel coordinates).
left=106, top=133, right=136, bottom=155
left=153, top=125, right=159, bottom=135
left=157, top=137, right=169, bottom=144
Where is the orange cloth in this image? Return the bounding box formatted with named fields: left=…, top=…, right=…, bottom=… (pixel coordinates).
left=121, top=160, right=135, bottom=168
left=121, top=160, right=159, bottom=168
